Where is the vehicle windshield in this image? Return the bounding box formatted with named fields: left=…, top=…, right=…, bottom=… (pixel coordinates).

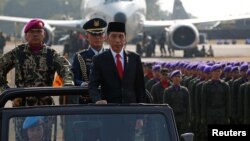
left=8, top=113, right=171, bottom=141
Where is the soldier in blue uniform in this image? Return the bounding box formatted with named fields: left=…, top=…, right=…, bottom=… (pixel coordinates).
left=72, top=18, right=107, bottom=87
left=71, top=18, right=107, bottom=103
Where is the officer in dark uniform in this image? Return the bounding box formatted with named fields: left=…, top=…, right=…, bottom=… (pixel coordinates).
left=65, top=18, right=107, bottom=141
left=239, top=68, right=250, bottom=124
left=72, top=18, right=107, bottom=87
left=201, top=64, right=230, bottom=138
left=243, top=69, right=250, bottom=124
left=231, top=63, right=248, bottom=124
left=163, top=70, right=191, bottom=135
left=194, top=65, right=211, bottom=141
left=71, top=18, right=107, bottom=103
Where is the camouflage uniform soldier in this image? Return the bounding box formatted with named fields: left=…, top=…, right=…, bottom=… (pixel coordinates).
left=163, top=70, right=191, bottom=135
left=201, top=64, right=230, bottom=138
left=0, top=18, right=73, bottom=94
left=0, top=19, right=74, bottom=141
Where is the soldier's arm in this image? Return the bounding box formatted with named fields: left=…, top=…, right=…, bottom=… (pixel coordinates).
left=150, top=84, right=157, bottom=103
left=71, top=53, right=84, bottom=86
left=88, top=56, right=101, bottom=103
left=0, top=48, right=16, bottom=92
left=163, top=88, right=170, bottom=104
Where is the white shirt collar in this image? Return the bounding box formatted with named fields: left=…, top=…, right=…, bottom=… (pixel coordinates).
left=111, top=48, right=124, bottom=59
left=91, top=48, right=104, bottom=55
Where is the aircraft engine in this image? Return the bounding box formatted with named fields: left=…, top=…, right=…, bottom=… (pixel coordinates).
left=21, top=22, right=54, bottom=46
left=168, top=23, right=199, bottom=50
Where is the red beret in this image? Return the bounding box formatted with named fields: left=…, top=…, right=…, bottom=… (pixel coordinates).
left=24, top=19, right=44, bottom=33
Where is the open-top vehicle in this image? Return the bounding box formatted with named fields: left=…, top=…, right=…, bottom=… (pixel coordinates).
left=0, top=87, right=193, bottom=141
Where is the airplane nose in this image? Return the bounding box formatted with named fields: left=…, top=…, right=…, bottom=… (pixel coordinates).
left=114, top=12, right=127, bottom=23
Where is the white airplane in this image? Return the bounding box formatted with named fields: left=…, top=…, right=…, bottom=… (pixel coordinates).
left=0, top=0, right=250, bottom=50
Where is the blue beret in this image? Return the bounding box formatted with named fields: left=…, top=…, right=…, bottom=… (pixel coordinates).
left=223, top=66, right=232, bottom=73
left=198, top=65, right=206, bottom=71
left=203, top=66, right=212, bottom=73
left=177, top=62, right=185, bottom=68
left=161, top=62, right=167, bottom=67
left=190, top=64, right=198, bottom=70
left=83, top=18, right=107, bottom=35
left=170, top=70, right=182, bottom=78
left=164, top=63, right=171, bottom=68
left=186, top=64, right=192, bottom=70
left=152, top=65, right=161, bottom=71
left=211, top=64, right=222, bottom=72
left=240, top=64, right=248, bottom=71
left=170, top=63, right=177, bottom=68
left=23, top=116, right=44, bottom=130
left=233, top=62, right=240, bottom=66
left=220, top=63, right=226, bottom=68
left=231, top=66, right=239, bottom=72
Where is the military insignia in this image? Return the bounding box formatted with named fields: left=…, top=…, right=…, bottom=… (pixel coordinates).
left=94, top=20, right=100, bottom=27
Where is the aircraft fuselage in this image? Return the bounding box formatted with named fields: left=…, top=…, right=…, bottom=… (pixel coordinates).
left=81, top=0, right=146, bottom=41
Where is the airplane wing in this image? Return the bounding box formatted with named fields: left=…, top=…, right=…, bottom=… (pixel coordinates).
left=0, top=15, right=85, bottom=30
left=143, top=14, right=250, bottom=28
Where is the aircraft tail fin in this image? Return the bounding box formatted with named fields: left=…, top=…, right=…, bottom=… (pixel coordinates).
left=172, top=0, right=189, bottom=19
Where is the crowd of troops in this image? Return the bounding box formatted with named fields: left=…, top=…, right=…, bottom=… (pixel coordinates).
left=143, top=60, right=250, bottom=141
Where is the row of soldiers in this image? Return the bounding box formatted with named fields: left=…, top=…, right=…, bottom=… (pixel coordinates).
left=143, top=61, right=250, bottom=141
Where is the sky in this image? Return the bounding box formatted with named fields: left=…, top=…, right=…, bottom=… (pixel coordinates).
left=158, top=0, right=250, bottom=18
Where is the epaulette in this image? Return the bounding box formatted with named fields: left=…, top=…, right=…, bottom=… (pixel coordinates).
left=77, top=49, right=88, bottom=54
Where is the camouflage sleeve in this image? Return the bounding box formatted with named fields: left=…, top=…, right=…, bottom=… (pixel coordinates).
left=0, top=48, right=16, bottom=91
left=52, top=50, right=74, bottom=86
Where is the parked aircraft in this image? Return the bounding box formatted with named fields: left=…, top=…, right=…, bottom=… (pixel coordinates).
left=0, top=0, right=250, bottom=52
